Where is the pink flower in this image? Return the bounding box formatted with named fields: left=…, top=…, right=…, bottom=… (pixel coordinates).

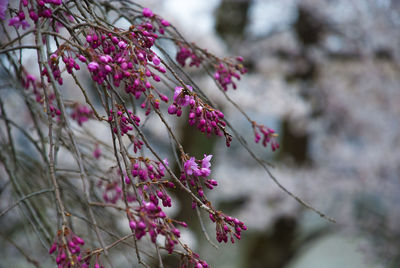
left=158, top=158, right=168, bottom=172
left=142, top=8, right=153, bottom=18
left=184, top=157, right=199, bottom=176
left=200, top=154, right=212, bottom=177
left=173, top=86, right=193, bottom=107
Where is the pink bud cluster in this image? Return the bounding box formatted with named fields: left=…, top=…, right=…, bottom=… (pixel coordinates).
left=8, top=0, right=63, bottom=30
left=176, top=44, right=203, bottom=68
left=130, top=158, right=167, bottom=182
left=108, top=107, right=140, bottom=137
left=98, top=168, right=139, bottom=203
left=252, top=122, right=280, bottom=151
left=22, top=72, right=42, bottom=103
left=48, top=98, right=61, bottom=118
left=82, top=10, right=170, bottom=97
left=180, top=253, right=209, bottom=268
left=41, top=50, right=84, bottom=86
left=140, top=93, right=168, bottom=116
left=130, top=158, right=174, bottom=207
left=99, top=179, right=137, bottom=204
left=62, top=54, right=81, bottom=74
left=180, top=154, right=217, bottom=200
left=98, top=157, right=173, bottom=205
left=49, top=227, right=87, bottom=267
left=209, top=213, right=247, bottom=243
left=22, top=73, right=37, bottom=92
left=168, top=86, right=232, bottom=146
left=128, top=202, right=165, bottom=241
left=70, top=104, right=92, bottom=126
left=174, top=44, right=247, bottom=91
left=141, top=7, right=171, bottom=35
left=214, top=57, right=247, bottom=91
left=128, top=133, right=144, bottom=154
left=128, top=201, right=185, bottom=254
left=21, top=71, right=61, bottom=118
left=42, top=53, right=64, bottom=85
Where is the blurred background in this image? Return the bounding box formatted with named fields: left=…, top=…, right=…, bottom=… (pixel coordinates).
left=1, top=0, right=400, bottom=267
left=135, top=0, right=400, bottom=267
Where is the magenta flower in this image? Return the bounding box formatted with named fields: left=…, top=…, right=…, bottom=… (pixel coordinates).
left=0, top=0, right=9, bottom=20
left=158, top=158, right=168, bottom=173
left=200, top=154, right=212, bottom=177
left=173, top=86, right=193, bottom=107
left=184, top=157, right=200, bottom=176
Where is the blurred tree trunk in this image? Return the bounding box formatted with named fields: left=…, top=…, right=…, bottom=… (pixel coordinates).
left=242, top=216, right=329, bottom=268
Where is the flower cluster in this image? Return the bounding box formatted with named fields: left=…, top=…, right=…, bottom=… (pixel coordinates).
left=82, top=9, right=170, bottom=98
left=168, top=86, right=232, bottom=146
left=21, top=71, right=61, bottom=118
left=62, top=54, right=81, bottom=74
left=70, top=104, right=92, bottom=126
left=174, top=43, right=247, bottom=92
left=100, top=180, right=122, bottom=203
left=49, top=227, right=87, bottom=267
left=176, top=44, right=203, bottom=68
left=47, top=98, right=62, bottom=118
left=130, top=157, right=174, bottom=207
left=40, top=52, right=64, bottom=85
left=108, top=107, right=140, bottom=136
left=130, top=157, right=167, bottom=181
left=180, top=154, right=217, bottom=200
left=209, top=213, right=247, bottom=244
left=8, top=0, right=63, bottom=30
left=101, top=178, right=137, bottom=203
left=98, top=170, right=136, bottom=204
left=128, top=201, right=185, bottom=254
left=179, top=153, right=247, bottom=244
left=99, top=157, right=173, bottom=205
left=141, top=7, right=171, bottom=35
left=214, top=57, right=247, bottom=91
left=252, top=122, right=280, bottom=151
